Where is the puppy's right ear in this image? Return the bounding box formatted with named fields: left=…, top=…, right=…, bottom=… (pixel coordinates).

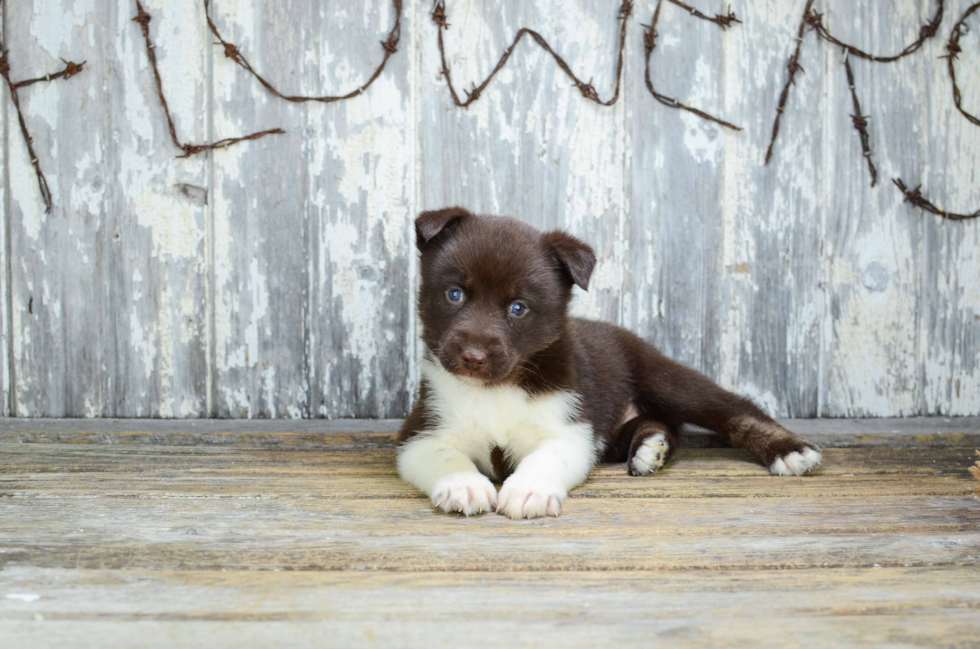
left=415, top=207, right=471, bottom=251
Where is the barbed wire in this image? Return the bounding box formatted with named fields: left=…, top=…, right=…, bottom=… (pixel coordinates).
left=765, top=0, right=815, bottom=165
left=430, top=0, right=632, bottom=108
left=133, top=0, right=284, bottom=158
left=896, top=1, right=980, bottom=221
left=0, top=0, right=87, bottom=214
left=894, top=178, right=980, bottom=220
left=203, top=0, right=402, bottom=104
left=643, top=0, right=742, bottom=131
left=944, top=2, right=980, bottom=127
left=843, top=53, right=877, bottom=187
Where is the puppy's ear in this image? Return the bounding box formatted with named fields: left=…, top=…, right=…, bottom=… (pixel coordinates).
left=541, top=230, right=596, bottom=291
left=415, top=207, right=471, bottom=251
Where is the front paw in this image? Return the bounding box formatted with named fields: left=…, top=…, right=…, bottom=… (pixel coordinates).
left=497, top=474, right=564, bottom=520
left=431, top=472, right=497, bottom=515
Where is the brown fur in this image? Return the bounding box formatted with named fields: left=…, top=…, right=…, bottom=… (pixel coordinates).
left=400, top=207, right=819, bottom=473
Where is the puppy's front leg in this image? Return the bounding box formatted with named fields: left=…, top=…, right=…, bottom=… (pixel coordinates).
left=397, top=436, right=497, bottom=516
left=497, top=436, right=595, bottom=520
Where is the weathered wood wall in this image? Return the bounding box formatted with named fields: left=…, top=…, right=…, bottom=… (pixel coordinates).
left=2, top=0, right=978, bottom=418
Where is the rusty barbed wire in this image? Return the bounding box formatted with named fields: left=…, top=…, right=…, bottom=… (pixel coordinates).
left=643, top=0, right=742, bottom=131
left=807, top=1, right=944, bottom=63
left=893, top=178, right=979, bottom=220
left=133, top=0, right=283, bottom=158
left=431, top=0, right=632, bottom=108
left=843, top=53, right=877, bottom=187
left=13, top=58, right=86, bottom=89
left=944, top=2, right=980, bottom=127
left=203, top=0, right=403, bottom=104
left=666, top=0, right=741, bottom=29
left=765, top=0, right=815, bottom=165
left=895, top=2, right=979, bottom=221
left=0, top=0, right=87, bottom=214
left=766, top=1, right=946, bottom=169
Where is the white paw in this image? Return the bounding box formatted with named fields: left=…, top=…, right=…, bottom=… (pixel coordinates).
left=630, top=433, right=668, bottom=476
left=769, top=447, right=822, bottom=476
left=430, top=472, right=497, bottom=515
left=497, top=473, right=564, bottom=520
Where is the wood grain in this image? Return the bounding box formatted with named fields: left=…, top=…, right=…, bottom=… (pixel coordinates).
left=0, top=421, right=978, bottom=645
left=1, top=0, right=979, bottom=418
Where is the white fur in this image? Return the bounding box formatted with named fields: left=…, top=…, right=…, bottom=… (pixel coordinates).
left=769, top=447, right=822, bottom=476
left=397, top=357, right=596, bottom=518
left=631, top=432, right=668, bottom=475
left=430, top=472, right=498, bottom=515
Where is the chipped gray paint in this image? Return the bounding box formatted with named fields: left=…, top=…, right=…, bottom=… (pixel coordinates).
left=1, top=0, right=978, bottom=418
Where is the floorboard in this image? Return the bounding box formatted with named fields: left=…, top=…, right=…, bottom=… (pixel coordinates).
left=1, top=419, right=978, bottom=647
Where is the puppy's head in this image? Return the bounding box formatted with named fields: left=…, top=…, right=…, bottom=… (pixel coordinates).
left=416, top=207, right=595, bottom=384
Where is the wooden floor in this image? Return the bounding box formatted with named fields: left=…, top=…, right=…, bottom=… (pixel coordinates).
left=1, top=419, right=978, bottom=648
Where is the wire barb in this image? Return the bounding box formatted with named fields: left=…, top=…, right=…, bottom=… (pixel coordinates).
left=844, top=56, right=877, bottom=187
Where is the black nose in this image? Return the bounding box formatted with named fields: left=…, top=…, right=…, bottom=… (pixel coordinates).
left=460, top=348, right=488, bottom=370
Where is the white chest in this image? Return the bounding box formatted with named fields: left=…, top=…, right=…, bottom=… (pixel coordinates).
left=420, top=358, right=592, bottom=464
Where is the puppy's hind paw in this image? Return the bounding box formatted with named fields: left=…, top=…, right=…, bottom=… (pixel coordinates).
left=769, top=447, right=822, bottom=476
left=431, top=472, right=498, bottom=515
left=629, top=433, right=669, bottom=476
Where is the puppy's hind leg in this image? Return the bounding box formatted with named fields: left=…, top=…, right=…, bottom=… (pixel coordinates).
left=623, top=333, right=822, bottom=476
left=620, top=418, right=680, bottom=477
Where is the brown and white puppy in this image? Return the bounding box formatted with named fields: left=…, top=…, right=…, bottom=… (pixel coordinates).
left=398, top=208, right=821, bottom=519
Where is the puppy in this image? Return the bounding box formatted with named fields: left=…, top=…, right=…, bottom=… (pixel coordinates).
left=397, top=208, right=822, bottom=519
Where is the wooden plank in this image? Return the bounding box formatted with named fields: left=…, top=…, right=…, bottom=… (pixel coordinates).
left=5, top=0, right=108, bottom=416
left=1, top=425, right=977, bottom=645
left=919, top=1, right=980, bottom=416
left=0, top=567, right=978, bottom=649
left=821, top=2, right=930, bottom=416
left=307, top=0, right=414, bottom=418
left=626, top=0, right=727, bottom=378
left=0, top=9, right=8, bottom=417
left=101, top=0, right=210, bottom=416
left=719, top=0, right=824, bottom=417
left=208, top=0, right=311, bottom=418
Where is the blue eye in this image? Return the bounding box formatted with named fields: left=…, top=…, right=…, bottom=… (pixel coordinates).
left=447, top=288, right=463, bottom=303
left=509, top=302, right=527, bottom=316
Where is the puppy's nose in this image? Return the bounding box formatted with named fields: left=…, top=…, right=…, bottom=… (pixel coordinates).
left=460, top=348, right=488, bottom=370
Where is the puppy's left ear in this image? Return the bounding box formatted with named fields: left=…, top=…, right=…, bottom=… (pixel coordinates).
left=541, top=230, right=596, bottom=291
